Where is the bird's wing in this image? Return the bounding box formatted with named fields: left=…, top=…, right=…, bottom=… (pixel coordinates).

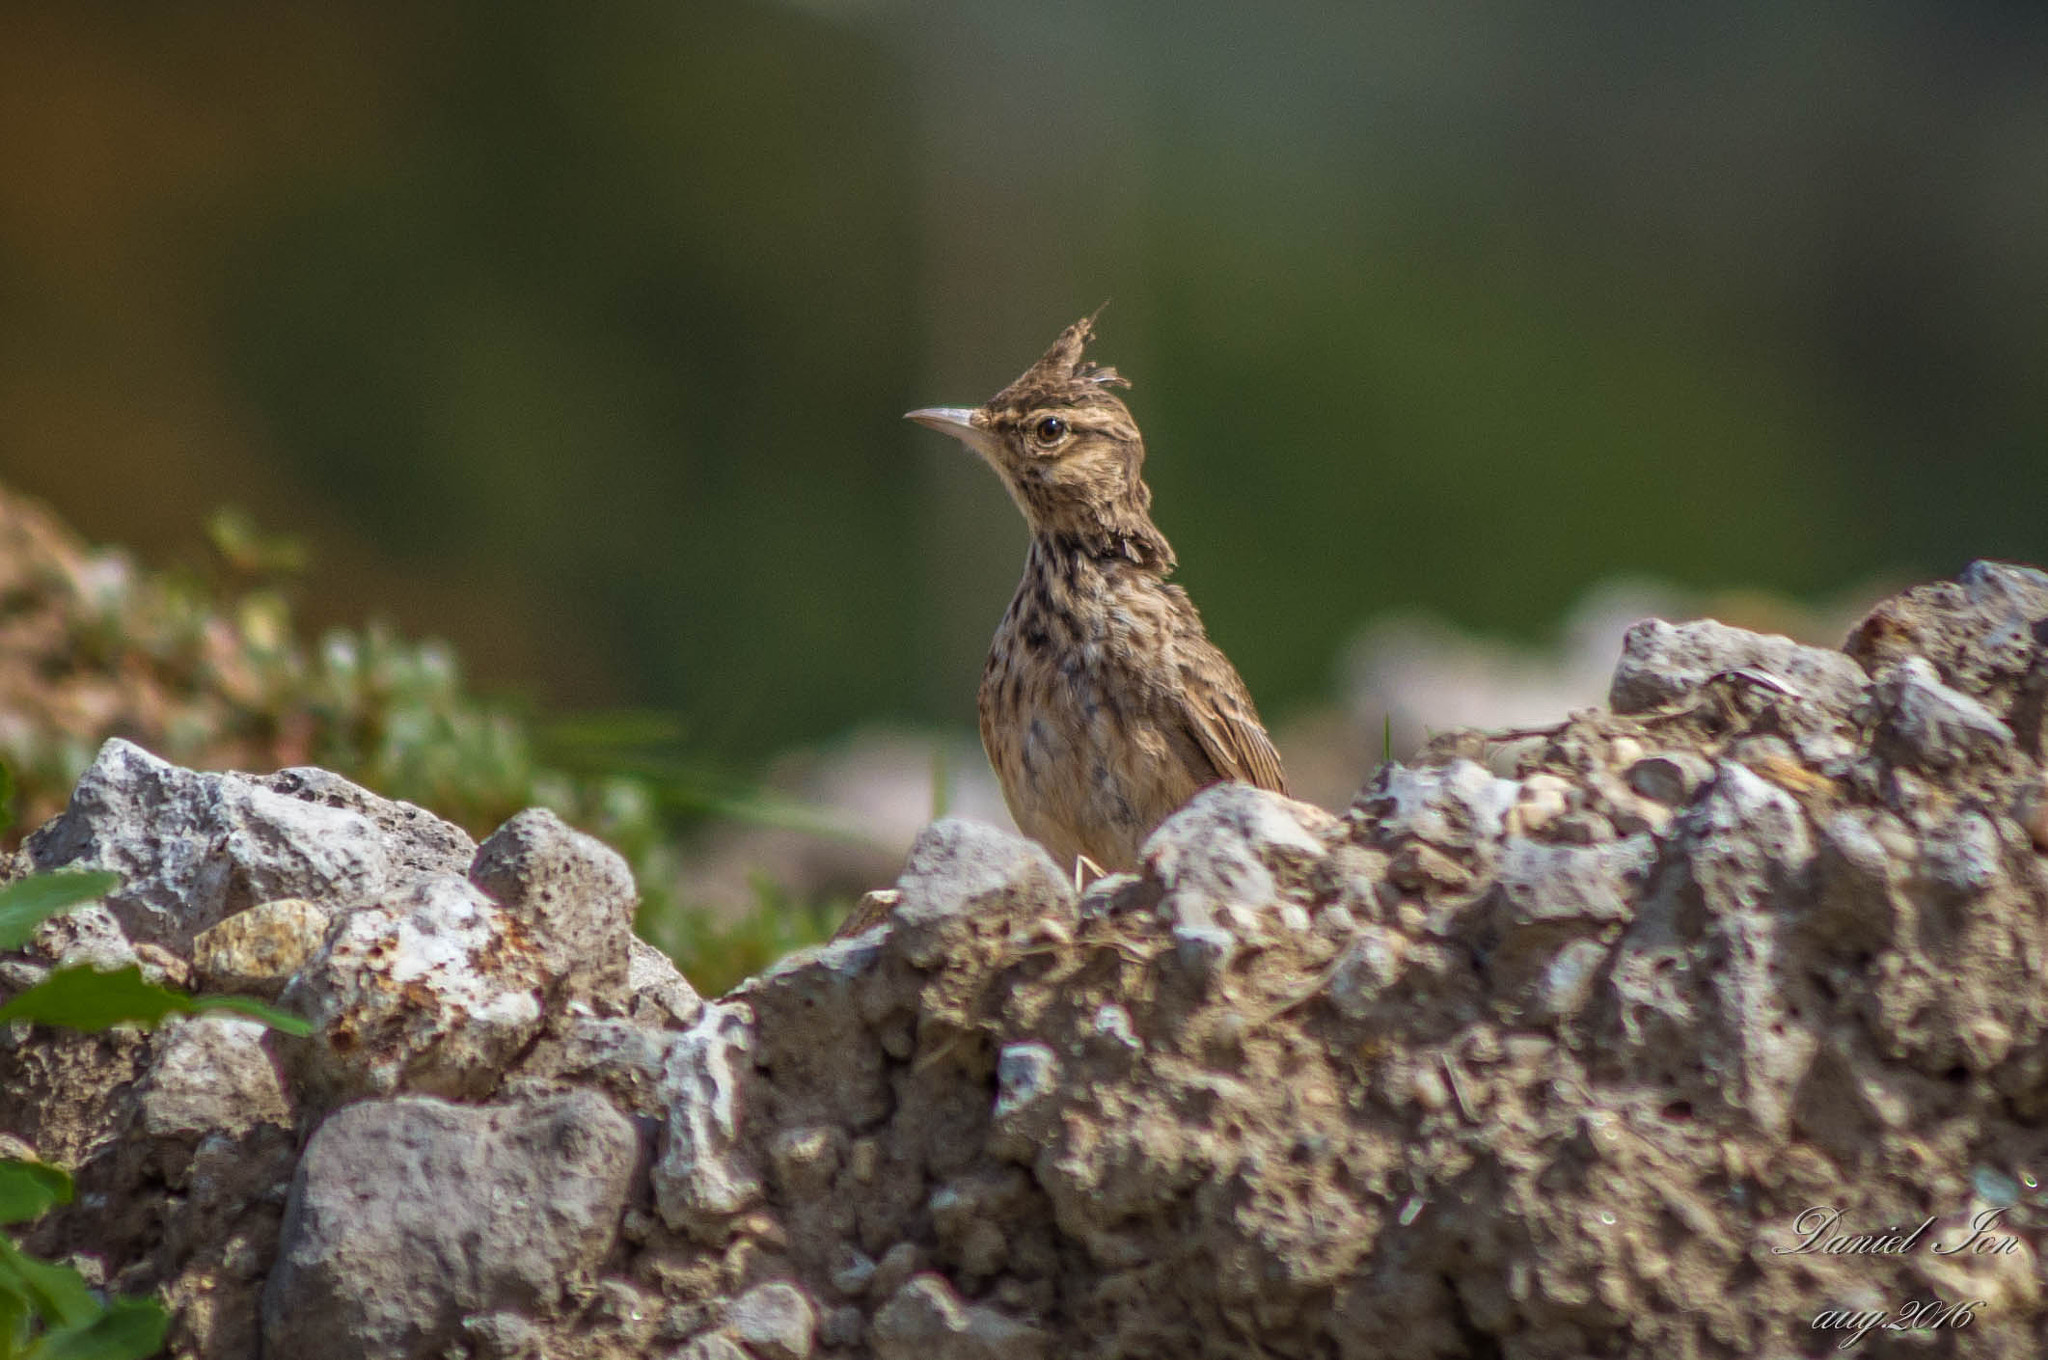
left=1172, top=643, right=1290, bottom=796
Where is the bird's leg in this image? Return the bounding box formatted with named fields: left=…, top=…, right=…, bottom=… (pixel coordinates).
left=1073, top=854, right=1106, bottom=893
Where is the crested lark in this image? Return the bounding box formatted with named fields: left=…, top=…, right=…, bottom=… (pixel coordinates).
left=908, top=314, right=1288, bottom=875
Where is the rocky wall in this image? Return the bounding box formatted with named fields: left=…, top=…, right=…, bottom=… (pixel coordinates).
left=9, top=561, right=2048, bottom=1358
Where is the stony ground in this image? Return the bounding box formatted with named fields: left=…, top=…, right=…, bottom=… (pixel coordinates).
left=8, top=561, right=2048, bottom=1358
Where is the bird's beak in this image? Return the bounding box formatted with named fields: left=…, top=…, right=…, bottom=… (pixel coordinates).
left=906, top=406, right=999, bottom=458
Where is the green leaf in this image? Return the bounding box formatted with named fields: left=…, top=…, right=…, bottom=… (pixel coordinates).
left=0, top=968, right=181, bottom=1032
left=1, top=1285, right=29, bottom=1356
left=0, top=1240, right=98, bottom=1333
left=0, top=1163, right=71, bottom=1227
left=26, top=1297, right=169, bottom=1360
left=186, top=995, right=312, bottom=1038
left=0, top=966, right=310, bottom=1037
left=0, top=874, right=122, bottom=953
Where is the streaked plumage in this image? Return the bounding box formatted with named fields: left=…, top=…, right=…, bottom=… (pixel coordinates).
left=908, top=314, right=1287, bottom=872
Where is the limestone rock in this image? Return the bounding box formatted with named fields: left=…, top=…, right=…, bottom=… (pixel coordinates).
left=738, top=931, right=894, bottom=1131
left=1143, top=782, right=1334, bottom=930
left=19, top=560, right=2048, bottom=1360
left=190, top=897, right=330, bottom=1000
left=629, top=933, right=705, bottom=1029
left=651, top=1001, right=762, bottom=1241
left=277, top=875, right=547, bottom=1111
left=27, top=738, right=473, bottom=952
left=1608, top=615, right=1869, bottom=716
left=138, top=1013, right=291, bottom=1142
left=1350, top=758, right=1518, bottom=853
left=469, top=808, right=637, bottom=1003
left=887, top=819, right=1073, bottom=965
left=1873, top=654, right=2017, bottom=770
left=870, top=1275, right=1045, bottom=1360
left=675, top=1334, right=751, bottom=1360
left=1846, top=559, right=2048, bottom=717
left=726, top=1281, right=815, bottom=1360
left=262, top=1092, right=635, bottom=1360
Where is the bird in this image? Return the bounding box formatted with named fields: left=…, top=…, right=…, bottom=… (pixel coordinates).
left=907, top=312, right=1288, bottom=880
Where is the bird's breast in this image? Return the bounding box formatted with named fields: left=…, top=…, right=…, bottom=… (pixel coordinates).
left=980, top=587, right=1198, bottom=871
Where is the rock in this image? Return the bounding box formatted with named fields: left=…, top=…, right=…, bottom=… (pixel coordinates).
left=1535, top=937, right=1610, bottom=1020
left=828, top=1247, right=876, bottom=1298
left=462, top=1311, right=544, bottom=1360
left=1505, top=773, right=1574, bottom=836
left=1608, top=617, right=1870, bottom=716
left=256, top=765, right=478, bottom=883
left=262, top=1091, right=636, bottom=1360
left=1328, top=927, right=1405, bottom=1018
left=832, top=888, right=901, bottom=940
left=629, top=935, right=705, bottom=1029
left=1872, top=655, right=2016, bottom=770
left=2018, top=778, right=2048, bottom=853
left=138, top=1013, right=291, bottom=1142
left=1089, top=1003, right=1140, bottom=1053
left=1143, top=783, right=1333, bottom=927
left=818, top=1304, right=864, bottom=1348
left=870, top=1274, right=1046, bottom=1360
left=988, top=1041, right=1065, bottom=1166
left=469, top=808, right=637, bottom=1004
left=1681, top=761, right=1816, bottom=909
left=1605, top=762, right=1819, bottom=1131
left=1350, top=759, right=1518, bottom=853
left=1624, top=751, right=1713, bottom=806
left=738, top=932, right=893, bottom=1130
left=278, top=875, right=547, bottom=1111
left=1808, top=809, right=1908, bottom=950
left=1846, top=559, right=2048, bottom=717
left=868, top=1243, right=925, bottom=1304
left=28, top=901, right=138, bottom=973
left=1169, top=922, right=1235, bottom=978
left=675, top=1333, right=752, bottom=1360
left=506, top=1013, right=683, bottom=1117
left=726, top=1282, right=815, bottom=1360
left=1075, top=872, right=1143, bottom=920
left=888, top=820, right=1073, bottom=966
left=190, top=897, right=330, bottom=1000
left=1388, top=840, right=1475, bottom=891
left=930, top=1169, right=1030, bottom=1278
left=26, top=560, right=2048, bottom=1360
left=993, top=1043, right=1057, bottom=1120
left=1493, top=836, right=1655, bottom=926
left=27, top=739, right=473, bottom=953
left=651, top=1001, right=763, bottom=1241
left=766, top=1125, right=848, bottom=1201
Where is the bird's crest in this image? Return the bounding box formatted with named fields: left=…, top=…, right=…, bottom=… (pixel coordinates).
left=994, top=307, right=1129, bottom=409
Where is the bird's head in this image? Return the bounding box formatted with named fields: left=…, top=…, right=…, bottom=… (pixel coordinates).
left=908, top=313, right=1171, bottom=567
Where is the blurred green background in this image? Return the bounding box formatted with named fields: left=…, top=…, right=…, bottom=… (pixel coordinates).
left=3, top=1, right=2045, bottom=779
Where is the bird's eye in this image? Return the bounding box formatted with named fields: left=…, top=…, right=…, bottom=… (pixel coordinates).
left=1033, top=415, right=1069, bottom=446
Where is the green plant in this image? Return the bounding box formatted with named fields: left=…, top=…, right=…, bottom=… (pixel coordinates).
left=0, top=1159, right=164, bottom=1360
left=1, top=496, right=870, bottom=1003
left=0, top=872, right=308, bottom=1036
left=638, top=875, right=845, bottom=999
left=0, top=869, right=311, bottom=1360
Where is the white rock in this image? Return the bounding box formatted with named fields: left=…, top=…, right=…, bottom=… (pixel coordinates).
left=28, top=738, right=473, bottom=953
left=279, top=875, right=546, bottom=1110
left=871, top=1274, right=1046, bottom=1360
left=727, top=1282, right=815, bottom=1360
left=651, top=1001, right=762, bottom=1240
